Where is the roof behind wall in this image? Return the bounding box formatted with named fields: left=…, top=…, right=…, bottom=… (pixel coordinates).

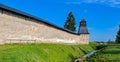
left=0, top=4, right=78, bottom=35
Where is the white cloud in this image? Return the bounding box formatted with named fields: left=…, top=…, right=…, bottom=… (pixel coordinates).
left=65, top=2, right=81, bottom=5
left=65, top=0, right=120, bottom=8
left=83, top=0, right=99, bottom=3
left=109, top=2, right=120, bottom=8
left=112, top=1, right=120, bottom=4
left=83, top=0, right=120, bottom=8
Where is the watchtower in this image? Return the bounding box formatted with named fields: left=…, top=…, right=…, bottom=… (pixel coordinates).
left=78, top=17, right=89, bottom=44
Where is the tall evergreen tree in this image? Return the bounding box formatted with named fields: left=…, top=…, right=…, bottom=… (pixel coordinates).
left=115, top=25, right=120, bottom=44
left=64, top=12, right=76, bottom=31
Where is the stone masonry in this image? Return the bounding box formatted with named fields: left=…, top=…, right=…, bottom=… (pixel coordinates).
left=0, top=4, right=89, bottom=44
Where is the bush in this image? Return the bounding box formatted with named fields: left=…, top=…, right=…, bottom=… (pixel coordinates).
left=95, top=45, right=106, bottom=50
left=89, top=42, right=99, bottom=49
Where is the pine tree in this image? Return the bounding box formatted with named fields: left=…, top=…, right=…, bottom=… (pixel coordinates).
left=64, top=12, right=76, bottom=31
left=115, top=25, right=120, bottom=44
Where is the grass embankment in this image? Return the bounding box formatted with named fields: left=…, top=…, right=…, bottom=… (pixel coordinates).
left=86, top=44, right=120, bottom=62
left=0, top=43, right=93, bottom=62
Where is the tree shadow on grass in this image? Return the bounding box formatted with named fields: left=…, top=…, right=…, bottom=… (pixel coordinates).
left=79, top=47, right=87, bottom=54
left=102, top=50, right=120, bottom=54
left=68, top=53, right=78, bottom=62
left=68, top=53, right=75, bottom=59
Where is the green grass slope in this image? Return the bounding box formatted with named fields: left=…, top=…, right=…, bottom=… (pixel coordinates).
left=0, top=43, right=93, bottom=62
left=86, top=44, right=120, bottom=62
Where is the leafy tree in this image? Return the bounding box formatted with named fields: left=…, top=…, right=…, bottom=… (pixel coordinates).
left=115, top=25, right=120, bottom=44
left=64, top=12, right=76, bottom=31
left=107, top=39, right=115, bottom=44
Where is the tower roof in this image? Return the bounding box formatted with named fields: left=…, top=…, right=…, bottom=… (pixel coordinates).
left=119, top=25, right=120, bottom=31
left=78, top=18, right=89, bottom=34
left=78, top=26, right=89, bottom=34
left=81, top=17, right=86, bottom=22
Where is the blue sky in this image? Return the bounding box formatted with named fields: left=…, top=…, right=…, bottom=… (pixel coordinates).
left=0, top=0, right=120, bottom=41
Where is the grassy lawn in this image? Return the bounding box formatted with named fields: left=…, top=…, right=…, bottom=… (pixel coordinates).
left=0, top=43, right=93, bottom=62
left=85, top=44, right=120, bottom=62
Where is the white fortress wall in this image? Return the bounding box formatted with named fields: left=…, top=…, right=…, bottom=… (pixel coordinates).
left=0, top=9, right=89, bottom=44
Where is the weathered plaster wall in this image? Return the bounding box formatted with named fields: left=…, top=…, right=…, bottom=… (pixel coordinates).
left=0, top=9, right=89, bottom=44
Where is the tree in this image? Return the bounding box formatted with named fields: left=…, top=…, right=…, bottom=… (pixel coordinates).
left=115, top=25, right=120, bottom=44
left=107, top=39, right=115, bottom=44
left=64, top=12, right=76, bottom=31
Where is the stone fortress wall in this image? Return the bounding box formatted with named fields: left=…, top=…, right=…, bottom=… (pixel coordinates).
left=0, top=5, right=89, bottom=44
